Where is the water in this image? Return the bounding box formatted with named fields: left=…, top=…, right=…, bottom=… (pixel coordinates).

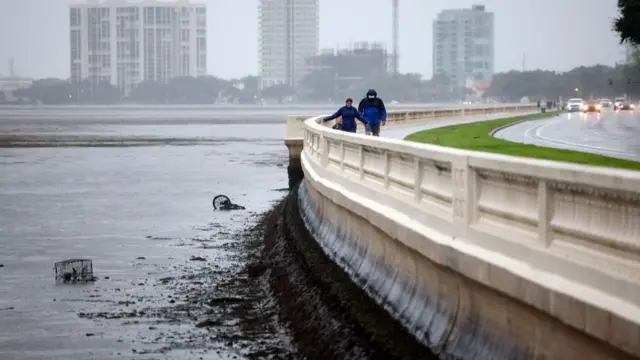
left=0, top=109, right=292, bottom=359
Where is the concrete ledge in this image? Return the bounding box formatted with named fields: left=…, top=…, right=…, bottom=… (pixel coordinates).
left=299, top=170, right=638, bottom=359
left=487, top=117, right=538, bottom=136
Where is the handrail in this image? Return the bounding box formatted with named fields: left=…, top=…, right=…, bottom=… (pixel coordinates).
left=286, top=104, right=538, bottom=140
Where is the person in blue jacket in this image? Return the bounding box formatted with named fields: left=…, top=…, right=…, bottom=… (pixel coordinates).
left=323, top=98, right=368, bottom=133
left=358, top=89, right=387, bottom=136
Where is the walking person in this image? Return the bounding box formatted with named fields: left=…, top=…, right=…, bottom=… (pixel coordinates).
left=358, top=89, right=387, bottom=136
left=323, top=98, right=368, bottom=133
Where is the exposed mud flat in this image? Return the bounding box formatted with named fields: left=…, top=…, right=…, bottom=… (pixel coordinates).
left=65, top=206, right=297, bottom=359
left=0, top=133, right=290, bottom=359
left=261, top=183, right=435, bottom=360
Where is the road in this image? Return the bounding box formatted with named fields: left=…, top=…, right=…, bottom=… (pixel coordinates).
left=493, top=109, right=640, bottom=161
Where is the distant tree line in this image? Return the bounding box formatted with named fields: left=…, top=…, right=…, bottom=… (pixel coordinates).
left=8, top=71, right=462, bottom=105
left=11, top=76, right=264, bottom=105
left=483, top=63, right=640, bottom=102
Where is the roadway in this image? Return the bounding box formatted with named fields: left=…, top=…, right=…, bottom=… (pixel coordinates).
left=492, top=109, right=640, bottom=162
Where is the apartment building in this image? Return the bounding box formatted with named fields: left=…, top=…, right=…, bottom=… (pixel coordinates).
left=70, top=0, right=207, bottom=95
left=304, top=42, right=388, bottom=100
left=258, top=0, right=319, bottom=89
left=433, top=4, right=494, bottom=93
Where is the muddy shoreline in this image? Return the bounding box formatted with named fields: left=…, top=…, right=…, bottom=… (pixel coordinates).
left=50, top=205, right=298, bottom=359
left=260, top=183, right=434, bottom=360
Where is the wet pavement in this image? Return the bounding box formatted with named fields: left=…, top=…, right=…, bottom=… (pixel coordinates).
left=493, top=109, right=640, bottom=161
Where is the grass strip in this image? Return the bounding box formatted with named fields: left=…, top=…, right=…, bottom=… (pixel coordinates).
left=404, top=111, right=640, bottom=171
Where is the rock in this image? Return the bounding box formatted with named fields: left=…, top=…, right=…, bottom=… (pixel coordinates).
left=189, top=256, right=206, bottom=262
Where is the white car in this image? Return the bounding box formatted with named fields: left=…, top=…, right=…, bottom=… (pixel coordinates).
left=566, top=98, right=585, bottom=112
left=599, top=98, right=612, bottom=108
left=613, top=97, right=626, bottom=110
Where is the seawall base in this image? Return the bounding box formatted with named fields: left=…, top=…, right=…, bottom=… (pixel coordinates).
left=262, top=182, right=434, bottom=360
left=287, top=161, right=303, bottom=190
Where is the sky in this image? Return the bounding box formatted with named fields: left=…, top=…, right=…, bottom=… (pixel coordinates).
left=0, top=0, right=626, bottom=80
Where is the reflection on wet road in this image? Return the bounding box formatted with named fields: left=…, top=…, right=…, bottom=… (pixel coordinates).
left=493, top=109, right=640, bottom=161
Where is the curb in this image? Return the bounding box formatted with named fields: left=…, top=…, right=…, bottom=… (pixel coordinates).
left=488, top=112, right=560, bottom=137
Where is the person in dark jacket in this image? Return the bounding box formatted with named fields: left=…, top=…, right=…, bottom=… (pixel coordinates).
left=358, top=89, right=387, bottom=136
left=323, top=98, right=367, bottom=133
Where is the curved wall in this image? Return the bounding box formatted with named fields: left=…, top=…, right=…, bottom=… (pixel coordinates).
left=296, top=108, right=640, bottom=359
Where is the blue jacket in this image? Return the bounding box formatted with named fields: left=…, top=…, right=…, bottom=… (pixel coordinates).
left=358, top=97, right=387, bottom=124
left=323, top=106, right=367, bottom=132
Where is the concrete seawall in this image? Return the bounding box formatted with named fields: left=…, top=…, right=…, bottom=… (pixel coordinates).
left=294, top=176, right=636, bottom=359
left=281, top=105, right=640, bottom=358
left=263, top=182, right=435, bottom=360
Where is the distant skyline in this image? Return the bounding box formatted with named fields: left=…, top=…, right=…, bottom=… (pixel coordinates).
left=0, top=0, right=626, bottom=80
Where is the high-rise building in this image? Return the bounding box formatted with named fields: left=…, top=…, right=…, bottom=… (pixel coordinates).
left=69, top=0, right=207, bottom=95
left=258, top=0, right=319, bottom=89
left=433, top=4, right=494, bottom=93
left=304, top=42, right=388, bottom=100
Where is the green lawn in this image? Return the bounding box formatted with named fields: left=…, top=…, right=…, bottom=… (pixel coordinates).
left=404, top=111, right=640, bottom=171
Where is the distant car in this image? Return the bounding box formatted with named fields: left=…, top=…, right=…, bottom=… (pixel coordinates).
left=566, top=98, right=585, bottom=112
left=613, top=97, right=626, bottom=110
left=599, top=99, right=612, bottom=108
left=582, top=101, right=601, bottom=113
left=615, top=100, right=636, bottom=111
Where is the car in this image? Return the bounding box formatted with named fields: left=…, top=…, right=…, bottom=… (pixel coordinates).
left=582, top=101, right=602, bottom=113
left=599, top=98, right=612, bottom=108
left=615, top=101, right=636, bottom=111
left=613, top=97, right=626, bottom=110
left=566, top=98, right=585, bottom=112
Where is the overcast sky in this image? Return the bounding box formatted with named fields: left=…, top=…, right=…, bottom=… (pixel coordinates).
left=0, top=0, right=625, bottom=80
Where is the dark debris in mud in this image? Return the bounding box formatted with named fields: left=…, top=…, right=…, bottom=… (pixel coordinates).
left=264, top=184, right=435, bottom=360
left=74, top=205, right=297, bottom=359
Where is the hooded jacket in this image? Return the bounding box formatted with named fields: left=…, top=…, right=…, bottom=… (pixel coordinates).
left=358, top=90, right=387, bottom=124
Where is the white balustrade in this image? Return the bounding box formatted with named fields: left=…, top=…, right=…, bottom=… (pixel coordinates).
left=286, top=104, right=538, bottom=141
left=300, top=108, right=640, bottom=355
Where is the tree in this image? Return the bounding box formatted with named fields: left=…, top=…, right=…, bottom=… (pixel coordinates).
left=261, top=84, right=295, bottom=103
left=298, top=70, right=338, bottom=101
left=482, top=64, right=640, bottom=102
left=614, top=0, right=640, bottom=45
